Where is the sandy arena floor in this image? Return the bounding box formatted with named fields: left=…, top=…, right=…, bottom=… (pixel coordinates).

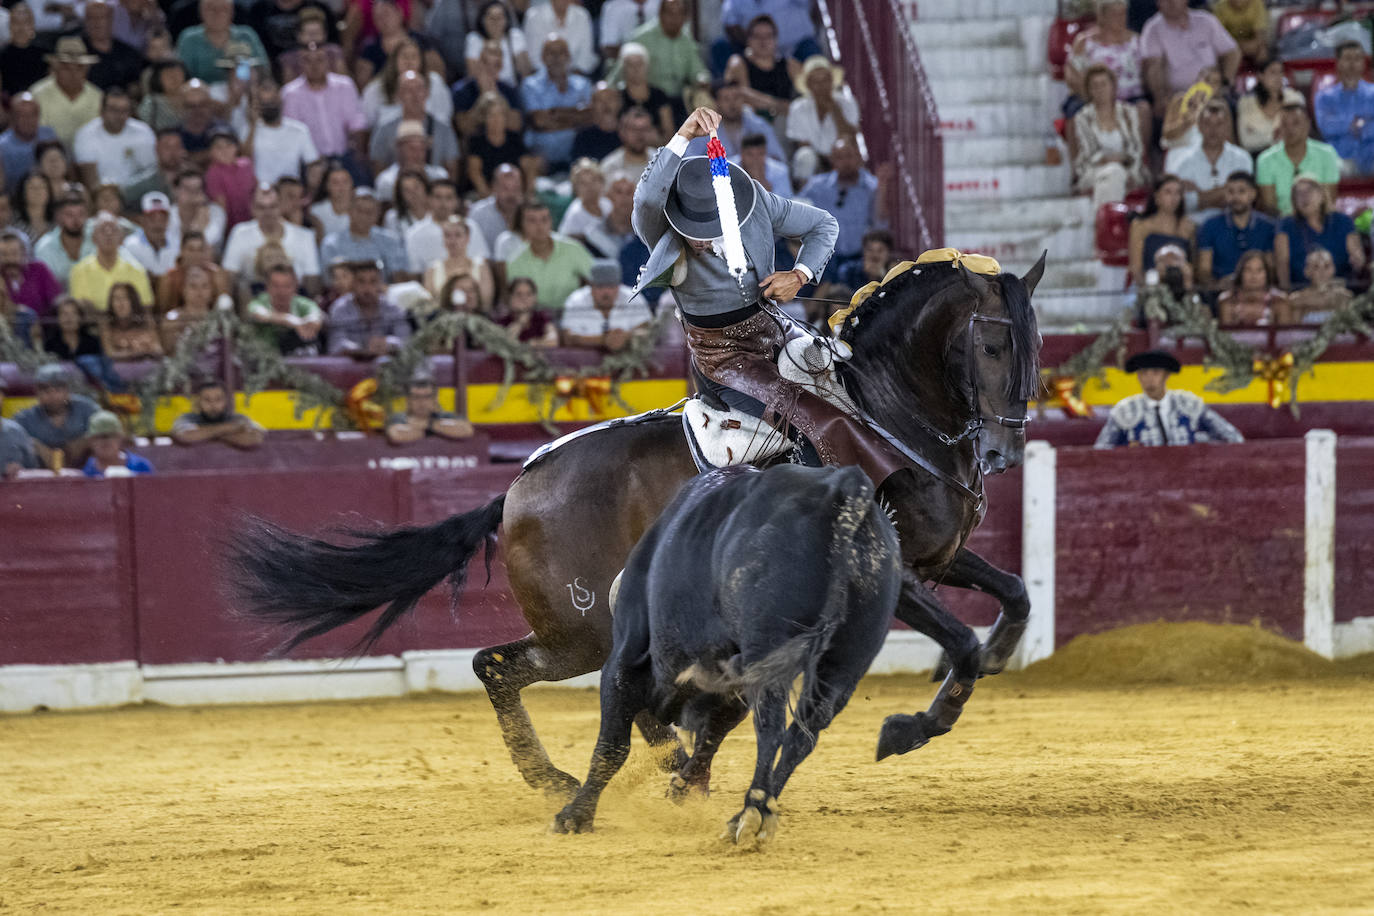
left=3, top=625, right=1373, bottom=915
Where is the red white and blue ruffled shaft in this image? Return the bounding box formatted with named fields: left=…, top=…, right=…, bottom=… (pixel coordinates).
left=706, top=132, right=748, bottom=290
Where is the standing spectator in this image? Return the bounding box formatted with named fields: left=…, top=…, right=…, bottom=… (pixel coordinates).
left=309, top=162, right=355, bottom=240
left=719, top=0, right=821, bottom=66
left=465, top=1, right=532, bottom=86
left=1212, top=0, right=1269, bottom=67
left=583, top=172, right=638, bottom=260
left=0, top=5, right=46, bottom=95
left=1196, top=172, right=1274, bottom=290
left=171, top=377, right=267, bottom=449
left=495, top=276, right=558, bottom=346
left=1237, top=59, right=1305, bottom=157
left=724, top=15, right=799, bottom=123
left=1314, top=41, right=1374, bottom=177
left=137, top=61, right=189, bottom=132
left=73, top=88, right=157, bottom=189
left=0, top=94, right=56, bottom=196
left=121, top=192, right=180, bottom=279
left=1127, top=175, right=1195, bottom=288
left=80, top=0, right=147, bottom=93
left=734, top=131, right=789, bottom=194
left=204, top=130, right=258, bottom=229
left=506, top=200, right=593, bottom=311
left=319, top=189, right=408, bottom=280
left=175, top=0, right=269, bottom=85
left=421, top=215, right=495, bottom=310
left=1256, top=105, right=1340, bottom=217
left=612, top=43, right=676, bottom=143
left=1064, top=0, right=1147, bottom=138
left=571, top=84, right=625, bottom=162
left=0, top=228, right=62, bottom=318
left=221, top=184, right=321, bottom=294
left=241, top=82, right=321, bottom=187
left=452, top=39, right=524, bottom=139
left=1094, top=349, right=1243, bottom=448
left=786, top=56, right=859, bottom=185
left=601, top=0, right=660, bottom=60
left=34, top=191, right=94, bottom=287
left=166, top=168, right=227, bottom=254
left=467, top=92, right=538, bottom=195
left=14, top=363, right=101, bottom=467
left=522, top=36, right=593, bottom=172
left=799, top=138, right=888, bottom=281
left=525, top=0, right=598, bottom=76
left=70, top=213, right=156, bottom=311
left=0, top=376, right=41, bottom=478
left=360, top=39, right=452, bottom=130
left=123, top=129, right=188, bottom=207
left=685, top=80, right=784, bottom=162
left=82, top=410, right=154, bottom=477
left=282, top=41, right=369, bottom=183
left=600, top=106, right=658, bottom=180
left=1072, top=64, right=1148, bottom=212
left=1287, top=248, right=1354, bottom=323
left=1140, top=0, right=1239, bottom=115
left=31, top=38, right=103, bottom=150
left=1274, top=176, right=1363, bottom=291
left=112, top=0, right=167, bottom=51
left=374, top=121, right=448, bottom=200
left=326, top=260, right=411, bottom=357
left=406, top=180, right=491, bottom=271
left=177, top=79, right=231, bottom=160
left=559, top=258, right=653, bottom=349
left=608, top=0, right=706, bottom=120
left=469, top=163, right=525, bottom=253
left=247, top=263, right=324, bottom=354
left=384, top=374, right=475, bottom=444
left=369, top=70, right=461, bottom=176
left=1172, top=99, right=1251, bottom=223
left=559, top=158, right=610, bottom=240
left=1217, top=250, right=1289, bottom=325
left=100, top=282, right=163, bottom=359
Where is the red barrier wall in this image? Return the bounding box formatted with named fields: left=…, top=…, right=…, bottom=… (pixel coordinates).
left=1335, top=437, right=1374, bottom=625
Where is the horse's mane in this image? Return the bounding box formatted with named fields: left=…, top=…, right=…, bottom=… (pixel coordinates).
left=835, top=261, right=1040, bottom=449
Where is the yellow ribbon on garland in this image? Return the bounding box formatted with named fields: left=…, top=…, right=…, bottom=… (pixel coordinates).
left=553, top=375, right=613, bottom=416
left=344, top=378, right=387, bottom=431
left=1251, top=352, right=1295, bottom=410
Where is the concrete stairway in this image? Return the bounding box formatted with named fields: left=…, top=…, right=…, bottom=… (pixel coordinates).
left=909, top=0, right=1126, bottom=329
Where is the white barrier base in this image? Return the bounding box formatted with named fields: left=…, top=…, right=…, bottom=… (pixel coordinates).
left=0, top=661, right=143, bottom=713
left=1335, top=618, right=1374, bottom=659
left=142, top=657, right=407, bottom=706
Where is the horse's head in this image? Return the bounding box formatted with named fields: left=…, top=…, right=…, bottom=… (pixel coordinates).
left=836, top=250, right=1045, bottom=475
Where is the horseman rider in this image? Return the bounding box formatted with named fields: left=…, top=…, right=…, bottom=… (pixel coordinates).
left=632, top=108, right=906, bottom=484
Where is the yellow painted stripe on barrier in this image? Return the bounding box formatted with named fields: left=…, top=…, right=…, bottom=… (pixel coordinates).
left=1074, top=362, right=1374, bottom=406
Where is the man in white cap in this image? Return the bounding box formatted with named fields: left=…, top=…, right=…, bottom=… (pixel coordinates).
left=31, top=37, right=103, bottom=149
left=122, top=192, right=180, bottom=278
left=69, top=211, right=154, bottom=309
left=560, top=258, right=653, bottom=350
left=374, top=120, right=448, bottom=200
left=81, top=410, right=154, bottom=478
left=369, top=70, right=460, bottom=175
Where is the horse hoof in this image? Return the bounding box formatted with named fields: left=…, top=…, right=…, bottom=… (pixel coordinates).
left=550, top=807, right=593, bottom=835
left=732, top=806, right=764, bottom=846
left=875, top=712, right=943, bottom=761
left=725, top=797, right=779, bottom=847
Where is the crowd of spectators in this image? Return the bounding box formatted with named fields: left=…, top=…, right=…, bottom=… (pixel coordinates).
left=0, top=0, right=896, bottom=473
left=1063, top=0, right=1374, bottom=323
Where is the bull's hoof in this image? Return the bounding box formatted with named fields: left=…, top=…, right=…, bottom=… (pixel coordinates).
left=875, top=712, right=947, bottom=761
left=550, top=805, right=594, bottom=835
left=722, top=790, right=779, bottom=847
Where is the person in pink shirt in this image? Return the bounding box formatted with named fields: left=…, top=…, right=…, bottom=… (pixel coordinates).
left=1141, top=0, right=1239, bottom=117
left=281, top=40, right=370, bottom=183
left=204, top=130, right=258, bottom=228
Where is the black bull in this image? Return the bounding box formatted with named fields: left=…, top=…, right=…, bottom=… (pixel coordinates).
left=551, top=464, right=902, bottom=844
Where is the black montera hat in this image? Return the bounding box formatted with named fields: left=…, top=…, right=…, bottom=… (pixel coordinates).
left=1124, top=349, right=1182, bottom=374
left=664, top=156, right=758, bottom=242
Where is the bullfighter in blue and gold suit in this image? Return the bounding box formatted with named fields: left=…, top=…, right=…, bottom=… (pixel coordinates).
left=1094, top=350, right=1245, bottom=448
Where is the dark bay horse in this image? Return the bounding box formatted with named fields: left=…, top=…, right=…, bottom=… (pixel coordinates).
left=229, top=252, right=1045, bottom=796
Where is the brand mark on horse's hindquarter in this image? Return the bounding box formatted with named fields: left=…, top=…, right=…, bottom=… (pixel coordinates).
left=567, top=578, right=595, bottom=616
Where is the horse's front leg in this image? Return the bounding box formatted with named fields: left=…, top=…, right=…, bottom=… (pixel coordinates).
left=876, top=570, right=981, bottom=761
left=930, top=546, right=1031, bottom=680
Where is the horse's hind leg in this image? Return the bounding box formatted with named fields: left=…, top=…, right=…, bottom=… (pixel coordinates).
left=667, top=694, right=748, bottom=801
left=930, top=546, right=1031, bottom=680
left=725, top=687, right=788, bottom=846
left=474, top=634, right=601, bottom=798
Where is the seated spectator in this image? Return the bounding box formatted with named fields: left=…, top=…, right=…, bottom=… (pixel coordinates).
left=137, top=61, right=190, bottom=133
left=14, top=363, right=101, bottom=466
left=177, top=80, right=233, bottom=162
left=559, top=159, right=611, bottom=240
left=1063, top=0, right=1147, bottom=138
left=156, top=231, right=232, bottom=314
left=1159, top=64, right=1220, bottom=173
left=1149, top=242, right=1195, bottom=301
left=465, top=0, right=533, bottom=86
left=166, top=168, right=227, bottom=253
left=93, top=184, right=142, bottom=239
left=1237, top=59, right=1305, bottom=157
left=724, top=14, right=799, bottom=123
left=1094, top=349, right=1244, bottom=448
left=688, top=79, right=784, bottom=162
left=0, top=227, right=62, bottom=318
left=1217, top=250, right=1289, bottom=325
left=836, top=228, right=896, bottom=293
left=361, top=38, right=452, bottom=130
left=600, top=105, right=659, bottom=181
left=241, top=81, right=322, bottom=187
left=607, top=0, right=706, bottom=120
left=787, top=56, right=859, bottom=185
left=467, top=92, right=539, bottom=197
left=222, top=184, right=322, bottom=295
left=0, top=376, right=41, bottom=478
left=0, top=93, right=58, bottom=197
left=33, top=190, right=94, bottom=288
left=175, top=0, right=268, bottom=85
left=521, top=35, right=593, bottom=172
left=82, top=410, right=154, bottom=477
left=718, top=0, right=821, bottom=70
left=0, top=282, right=39, bottom=348
left=309, top=162, right=355, bottom=241
left=375, top=120, right=449, bottom=200
left=369, top=70, right=461, bottom=177
left=506, top=200, right=594, bottom=311
left=282, top=42, right=368, bottom=182
left=422, top=216, right=495, bottom=312
left=1197, top=172, right=1275, bottom=291
left=525, top=0, right=597, bottom=76
left=0, top=6, right=47, bottom=98
left=70, top=213, right=156, bottom=310
left=247, top=264, right=324, bottom=354
left=1140, top=0, right=1238, bottom=117
left=495, top=276, right=558, bottom=347
left=11, top=172, right=55, bottom=244
left=120, top=193, right=180, bottom=280
left=469, top=163, right=525, bottom=253
left=572, top=84, right=626, bottom=162
left=1287, top=248, right=1354, bottom=324
left=384, top=374, right=475, bottom=444
left=277, top=8, right=348, bottom=84
left=1275, top=176, right=1363, bottom=291
left=1172, top=99, right=1251, bottom=224
left=159, top=262, right=220, bottom=350
left=32, top=39, right=104, bottom=150
left=101, top=282, right=163, bottom=359
left=1314, top=41, right=1374, bottom=177
left=242, top=0, right=327, bottom=62
left=453, top=38, right=525, bottom=140
left=43, top=297, right=104, bottom=360
left=611, top=43, right=676, bottom=143
left=113, top=0, right=166, bottom=50
left=326, top=259, right=411, bottom=357
left=1257, top=105, right=1340, bottom=217
left=80, top=0, right=147, bottom=93
left=73, top=88, right=157, bottom=190
left=384, top=170, right=431, bottom=237
left=320, top=189, right=407, bottom=281
left=171, top=377, right=267, bottom=448
left=734, top=131, right=790, bottom=195
left=601, top=0, right=660, bottom=59
left=405, top=179, right=491, bottom=271
left=1213, top=0, right=1269, bottom=67
left=559, top=259, right=653, bottom=351
left=432, top=274, right=488, bottom=330
left=353, top=0, right=444, bottom=89
left=1128, top=175, right=1195, bottom=288
left=584, top=172, right=639, bottom=260
left=35, top=140, right=76, bottom=198
left=275, top=176, right=315, bottom=233
left=205, top=130, right=258, bottom=229
left=799, top=138, right=887, bottom=281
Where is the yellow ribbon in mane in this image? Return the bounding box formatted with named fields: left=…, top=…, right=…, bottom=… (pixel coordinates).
left=827, top=248, right=1002, bottom=334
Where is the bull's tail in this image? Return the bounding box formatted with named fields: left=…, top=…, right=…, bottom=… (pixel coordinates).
left=226, top=495, right=506, bottom=654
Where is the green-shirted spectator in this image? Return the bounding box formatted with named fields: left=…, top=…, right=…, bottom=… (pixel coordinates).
left=604, top=0, right=707, bottom=102
left=505, top=199, right=593, bottom=311
left=247, top=264, right=325, bottom=354
left=175, top=0, right=268, bottom=84
left=1256, top=103, right=1340, bottom=216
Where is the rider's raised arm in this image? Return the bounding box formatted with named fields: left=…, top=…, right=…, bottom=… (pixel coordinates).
left=631, top=136, right=689, bottom=246
left=758, top=189, right=839, bottom=285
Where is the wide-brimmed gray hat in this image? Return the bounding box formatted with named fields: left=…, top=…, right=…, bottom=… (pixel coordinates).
left=665, top=156, right=757, bottom=242
left=86, top=410, right=124, bottom=438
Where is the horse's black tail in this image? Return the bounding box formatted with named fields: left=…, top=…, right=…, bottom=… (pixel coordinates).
left=226, top=495, right=506, bottom=655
